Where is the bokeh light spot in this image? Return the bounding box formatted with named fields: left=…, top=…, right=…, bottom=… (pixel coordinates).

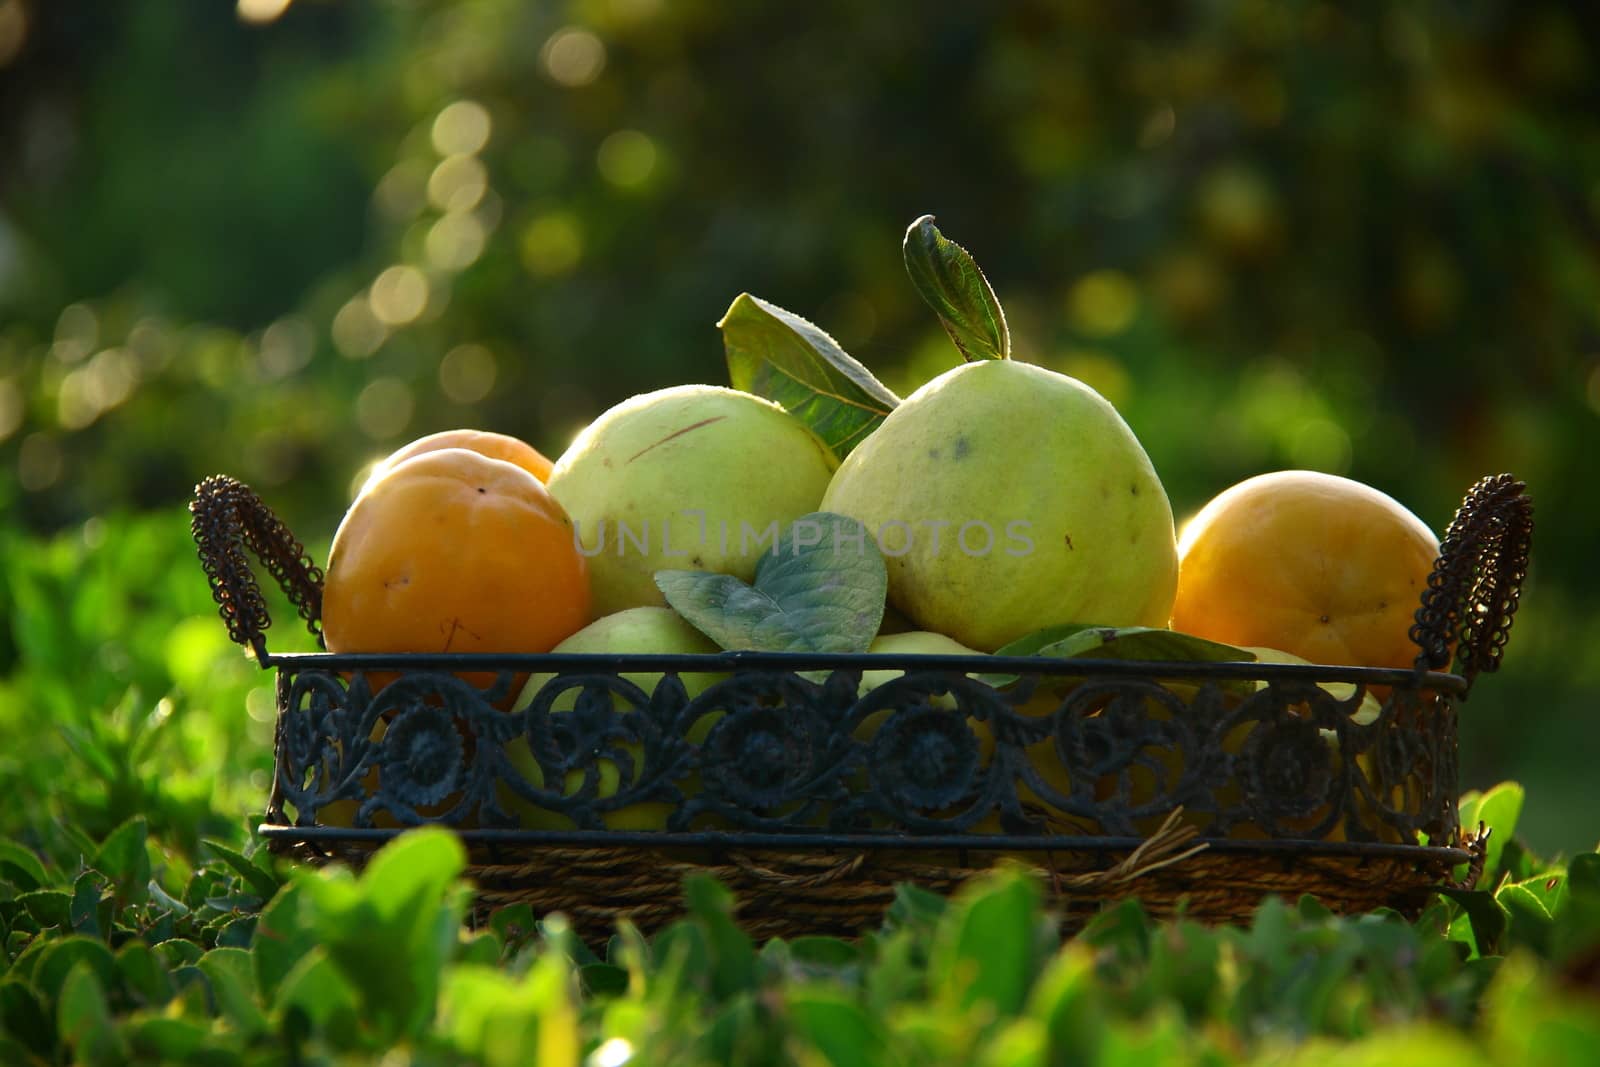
left=332, top=296, right=388, bottom=359
left=425, top=212, right=487, bottom=272
left=542, top=27, right=606, bottom=87
left=1067, top=270, right=1139, bottom=337
left=1057, top=350, right=1132, bottom=409
left=374, top=159, right=432, bottom=221
left=432, top=100, right=492, bottom=157
left=520, top=212, right=583, bottom=277
left=57, top=348, right=140, bottom=430
left=53, top=303, right=98, bottom=364
left=237, top=0, right=292, bottom=26
left=1288, top=417, right=1353, bottom=474
left=356, top=377, right=415, bottom=440
left=369, top=265, right=431, bottom=326
left=428, top=154, right=488, bottom=214
left=597, top=130, right=658, bottom=188
left=260, top=316, right=316, bottom=378
left=17, top=432, right=62, bottom=491
left=0, top=0, right=27, bottom=68
left=439, top=343, right=497, bottom=404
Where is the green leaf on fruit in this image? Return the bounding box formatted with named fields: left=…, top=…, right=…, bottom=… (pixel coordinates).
left=981, top=625, right=1253, bottom=687
left=655, top=512, right=887, bottom=654
left=903, top=214, right=1010, bottom=362
left=719, top=292, right=900, bottom=459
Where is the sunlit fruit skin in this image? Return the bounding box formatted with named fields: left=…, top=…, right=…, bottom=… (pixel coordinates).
left=321, top=447, right=591, bottom=657
left=503, top=606, right=724, bottom=831
left=1171, top=471, right=1440, bottom=670
left=820, top=359, right=1179, bottom=652
left=363, top=428, right=555, bottom=494
left=546, top=385, right=838, bottom=617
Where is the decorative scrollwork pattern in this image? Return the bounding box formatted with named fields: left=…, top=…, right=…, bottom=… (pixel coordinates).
left=265, top=658, right=1463, bottom=848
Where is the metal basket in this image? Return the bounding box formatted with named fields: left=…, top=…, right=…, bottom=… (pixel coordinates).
left=191, top=473, right=1532, bottom=941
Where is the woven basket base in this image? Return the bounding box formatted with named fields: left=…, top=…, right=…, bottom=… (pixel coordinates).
left=268, top=834, right=1459, bottom=944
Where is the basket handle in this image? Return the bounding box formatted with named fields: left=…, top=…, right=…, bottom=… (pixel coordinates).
left=190, top=474, right=326, bottom=660
left=1409, top=473, right=1534, bottom=690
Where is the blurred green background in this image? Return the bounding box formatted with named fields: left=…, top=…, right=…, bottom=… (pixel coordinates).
left=0, top=1, right=1595, bottom=854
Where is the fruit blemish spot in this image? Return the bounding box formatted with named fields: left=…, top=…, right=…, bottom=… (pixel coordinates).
left=952, top=436, right=971, bottom=459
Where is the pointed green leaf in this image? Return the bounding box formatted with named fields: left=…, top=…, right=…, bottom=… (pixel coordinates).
left=154, top=939, right=204, bottom=968
left=124, top=1016, right=213, bottom=1062
left=69, top=872, right=106, bottom=939
left=785, top=988, right=891, bottom=1067
left=34, top=936, right=117, bottom=1005
left=903, top=214, right=1009, bottom=362
left=1439, top=888, right=1508, bottom=958
left=303, top=829, right=468, bottom=1044
left=1471, top=782, right=1525, bottom=885
left=56, top=962, right=126, bottom=1067
left=980, top=625, right=1252, bottom=687
left=0, top=840, right=48, bottom=891
left=0, top=979, right=55, bottom=1061
left=720, top=292, right=899, bottom=458
left=91, top=817, right=150, bottom=907
left=18, top=891, right=71, bottom=930
left=197, top=947, right=268, bottom=1036
left=932, top=869, right=1043, bottom=1016
left=273, top=948, right=361, bottom=1046
left=202, top=839, right=282, bottom=901
left=656, top=512, right=886, bottom=654
left=115, top=942, right=174, bottom=1007
left=683, top=875, right=756, bottom=1002
left=1025, top=943, right=1105, bottom=1064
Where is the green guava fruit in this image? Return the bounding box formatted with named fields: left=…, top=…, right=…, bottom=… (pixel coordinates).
left=858, top=629, right=983, bottom=700
left=821, top=359, right=1179, bottom=652
left=546, top=385, right=838, bottom=617
left=503, top=605, right=725, bottom=831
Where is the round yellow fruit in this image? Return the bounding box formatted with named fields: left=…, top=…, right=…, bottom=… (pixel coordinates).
left=502, top=606, right=724, bottom=830
left=821, top=359, right=1179, bottom=652
left=547, top=385, right=838, bottom=617
left=1172, top=471, right=1440, bottom=670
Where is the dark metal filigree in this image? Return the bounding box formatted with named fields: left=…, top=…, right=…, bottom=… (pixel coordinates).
left=261, top=653, right=1467, bottom=849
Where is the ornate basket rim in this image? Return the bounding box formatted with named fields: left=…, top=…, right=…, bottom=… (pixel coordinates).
left=191, top=471, right=1530, bottom=939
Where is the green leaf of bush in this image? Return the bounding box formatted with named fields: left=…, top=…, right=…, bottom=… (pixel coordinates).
left=0, top=979, right=55, bottom=1061
left=202, top=839, right=281, bottom=902
left=56, top=962, right=125, bottom=1067
left=273, top=948, right=361, bottom=1046
left=932, top=869, right=1043, bottom=1017
left=786, top=988, right=893, bottom=1067
left=903, top=215, right=1010, bottom=362
left=1465, top=782, right=1524, bottom=887
left=656, top=512, right=887, bottom=654
left=33, top=936, right=118, bottom=1007
left=302, top=828, right=468, bottom=1045
left=0, top=840, right=48, bottom=892
left=197, top=947, right=268, bottom=1037
left=720, top=293, right=899, bottom=459
left=251, top=881, right=314, bottom=1001
left=91, top=817, right=150, bottom=908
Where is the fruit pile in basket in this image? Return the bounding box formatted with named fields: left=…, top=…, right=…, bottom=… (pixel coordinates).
left=315, top=216, right=1446, bottom=832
